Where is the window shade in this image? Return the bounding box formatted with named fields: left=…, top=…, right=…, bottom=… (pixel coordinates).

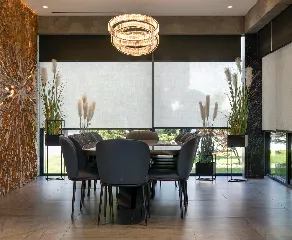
left=262, top=42, right=292, bottom=131
left=39, top=62, right=152, bottom=128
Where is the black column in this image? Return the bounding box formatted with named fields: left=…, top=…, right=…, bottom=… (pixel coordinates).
left=245, top=34, right=265, bottom=178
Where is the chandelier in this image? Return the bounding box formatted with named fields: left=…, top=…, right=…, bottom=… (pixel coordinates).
left=108, top=14, right=159, bottom=56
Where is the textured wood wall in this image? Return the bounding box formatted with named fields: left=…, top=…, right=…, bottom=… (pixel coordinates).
left=0, top=0, right=38, bottom=197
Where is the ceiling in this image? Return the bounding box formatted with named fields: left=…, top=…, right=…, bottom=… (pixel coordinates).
left=24, top=0, right=258, bottom=16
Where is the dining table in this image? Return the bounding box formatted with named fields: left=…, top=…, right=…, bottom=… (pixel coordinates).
left=82, top=140, right=182, bottom=209
left=82, top=140, right=181, bottom=156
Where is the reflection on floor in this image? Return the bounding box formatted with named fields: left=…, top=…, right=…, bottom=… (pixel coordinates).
left=0, top=177, right=292, bottom=240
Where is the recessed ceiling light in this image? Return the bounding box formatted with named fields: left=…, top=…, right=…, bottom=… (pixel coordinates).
left=227, top=6, right=233, bottom=9
left=43, top=6, right=48, bottom=9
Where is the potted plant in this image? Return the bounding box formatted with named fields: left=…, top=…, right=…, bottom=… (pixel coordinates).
left=40, top=59, right=65, bottom=146
left=225, top=58, right=254, bottom=148
left=196, top=95, right=218, bottom=179
left=225, top=58, right=256, bottom=179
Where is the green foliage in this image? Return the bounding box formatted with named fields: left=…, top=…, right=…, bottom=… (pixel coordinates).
left=198, top=134, right=214, bottom=163
left=156, top=129, right=179, bottom=143
left=93, top=130, right=129, bottom=140
left=271, top=132, right=286, bottom=144
left=225, top=66, right=248, bottom=135
left=270, top=150, right=286, bottom=164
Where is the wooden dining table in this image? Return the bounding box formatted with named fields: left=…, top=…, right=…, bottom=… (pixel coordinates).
left=82, top=140, right=182, bottom=209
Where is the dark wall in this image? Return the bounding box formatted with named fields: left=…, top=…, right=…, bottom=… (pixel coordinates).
left=39, top=35, right=241, bottom=62
left=258, top=5, right=292, bottom=58
left=245, top=34, right=265, bottom=178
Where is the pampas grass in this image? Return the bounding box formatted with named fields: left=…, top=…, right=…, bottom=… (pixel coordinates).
left=41, top=68, right=47, bottom=85
left=232, top=73, right=238, bottom=89
left=78, top=99, right=82, bottom=117
left=83, top=101, right=88, bottom=120
left=235, top=57, right=242, bottom=73
left=52, top=59, right=57, bottom=75
left=246, top=67, right=253, bottom=88
left=205, top=95, right=210, bottom=120
left=55, top=74, right=61, bottom=87
left=213, top=102, right=218, bottom=121
left=82, top=94, right=87, bottom=104
left=199, top=96, right=218, bottom=129
left=225, top=68, right=231, bottom=84
left=78, top=94, right=96, bottom=130
left=199, top=101, right=205, bottom=121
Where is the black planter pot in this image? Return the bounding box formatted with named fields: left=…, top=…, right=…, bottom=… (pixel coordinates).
left=196, top=162, right=216, bottom=177
left=45, top=134, right=62, bottom=146
left=227, top=135, right=248, bottom=148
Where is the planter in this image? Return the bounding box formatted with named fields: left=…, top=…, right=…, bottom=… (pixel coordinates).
left=45, top=134, right=62, bottom=146
left=196, top=162, right=216, bottom=177
left=227, top=135, right=248, bottom=148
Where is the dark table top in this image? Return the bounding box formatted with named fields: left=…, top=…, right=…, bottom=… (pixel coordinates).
left=82, top=140, right=181, bottom=156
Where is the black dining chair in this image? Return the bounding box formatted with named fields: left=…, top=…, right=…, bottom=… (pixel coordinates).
left=180, top=132, right=193, bottom=143
left=175, top=132, right=185, bottom=144
left=149, top=136, right=200, bottom=219
left=91, top=132, right=103, bottom=142
left=59, top=136, right=99, bottom=219
left=82, top=132, right=96, bottom=143
left=69, top=134, right=97, bottom=196
left=96, top=139, right=151, bottom=225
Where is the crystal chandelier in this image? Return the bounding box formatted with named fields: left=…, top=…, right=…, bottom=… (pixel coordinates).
left=108, top=14, right=159, bottom=56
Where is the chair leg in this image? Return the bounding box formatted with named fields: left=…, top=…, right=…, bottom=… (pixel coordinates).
left=98, top=184, right=104, bottom=226
left=175, top=181, right=178, bottom=188
left=142, top=185, right=148, bottom=226
left=87, top=180, right=91, bottom=197
left=147, top=183, right=151, bottom=218
left=81, top=181, right=86, bottom=203
left=109, top=186, right=114, bottom=223
left=184, top=180, right=188, bottom=211
left=80, top=182, right=84, bottom=211
left=116, top=187, right=119, bottom=209
left=159, top=181, right=161, bottom=187
left=179, top=181, right=184, bottom=219
left=104, top=186, right=108, bottom=219
left=94, top=180, right=97, bottom=192
left=150, top=180, right=156, bottom=199
left=71, top=181, right=76, bottom=219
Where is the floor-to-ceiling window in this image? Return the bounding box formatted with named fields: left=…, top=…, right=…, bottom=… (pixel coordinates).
left=270, top=132, right=287, bottom=183
left=38, top=35, right=241, bottom=175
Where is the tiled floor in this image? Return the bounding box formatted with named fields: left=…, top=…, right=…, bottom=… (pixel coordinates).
left=0, top=177, right=292, bottom=240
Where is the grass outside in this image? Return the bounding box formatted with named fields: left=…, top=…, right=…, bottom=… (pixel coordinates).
left=46, top=154, right=243, bottom=174
left=270, top=150, right=286, bottom=179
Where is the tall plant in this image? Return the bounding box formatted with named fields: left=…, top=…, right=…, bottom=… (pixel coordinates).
left=77, top=93, right=96, bottom=131
left=225, top=58, right=253, bottom=135
left=40, top=59, right=65, bottom=135
left=198, top=95, right=218, bottom=163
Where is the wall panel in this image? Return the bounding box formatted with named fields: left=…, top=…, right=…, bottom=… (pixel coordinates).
left=0, top=0, right=38, bottom=197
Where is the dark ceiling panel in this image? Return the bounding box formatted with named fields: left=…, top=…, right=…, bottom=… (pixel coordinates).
left=272, top=5, right=292, bottom=52
left=258, top=22, right=271, bottom=58
left=39, top=35, right=152, bottom=62
left=39, top=35, right=241, bottom=62
left=154, top=35, right=241, bottom=62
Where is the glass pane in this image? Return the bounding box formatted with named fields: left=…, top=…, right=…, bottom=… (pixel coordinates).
left=155, top=129, right=180, bottom=144
left=191, top=129, right=243, bottom=174
left=270, top=132, right=286, bottom=182
left=44, top=145, right=65, bottom=174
